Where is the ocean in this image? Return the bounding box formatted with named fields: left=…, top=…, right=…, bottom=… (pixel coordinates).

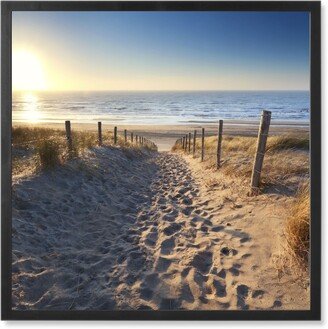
left=12, top=91, right=310, bottom=125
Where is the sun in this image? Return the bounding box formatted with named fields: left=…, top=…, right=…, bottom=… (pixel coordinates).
left=13, top=50, right=47, bottom=91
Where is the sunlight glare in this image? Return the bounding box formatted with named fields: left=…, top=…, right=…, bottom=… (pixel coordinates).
left=22, top=93, right=41, bottom=123
left=13, top=50, right=47, bottom=91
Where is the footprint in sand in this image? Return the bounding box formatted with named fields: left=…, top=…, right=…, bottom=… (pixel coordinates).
left=213, top=279, right=227, bottom=297
left=272, top=300, right=283, bottom=308
left=144, top=231, right=158, bottom=247
left=126, top=251, right=147, bottom=272
left=220, top=246, right=238, bottom=257
left=229, top=266, right=240, bottom=276
left=160, top=237, right=176, bottom=255
left=190, top=250, right=213, bottom=274
left=252, top=289, right=265, bottom=299
left=236, top=284, right=249, bottom=310
left=155, top=257, right=172, bottom=272
left=163, top=223, right=182, bottom=236
left=212, top=225, right=225, bottom=232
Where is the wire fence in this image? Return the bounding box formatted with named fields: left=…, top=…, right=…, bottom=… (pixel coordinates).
left=173, top=110, right=272, bottom=195
left=12, top=122, right=158, bottom=150
left=12, top=121, right=159, bottom=171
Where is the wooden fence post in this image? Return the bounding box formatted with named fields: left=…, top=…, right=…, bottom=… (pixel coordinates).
left=182, top=136, right=185, bottom=150
left=114, top=126, right=117, bottom=144
left=188, top=133, right=191, bottom=153
left=98, top=121, right=102, bottom=146
left=131, top=132, right=133, bottom=143
left=216, top=120, right=223, bottom=169
left=124, top=129, right=127, bottom=143
left=250, top=110, right=271, bottom=195
left=65, top=120, right=72, bottom=153
left=193, top=130, right=197, bottom=157
left=185, top=134, right=188, bottom=152
left=201, top=128, right=205, bottom=162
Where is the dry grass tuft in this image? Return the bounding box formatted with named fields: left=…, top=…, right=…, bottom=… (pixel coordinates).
left=284, top=184, right=310, bottom=268
left=266, top=135, right=309, bottom=152
left=71, top=131, right=98, bottom=157
left=37, top=139, right=61, bottom=169
left=12, top=127, right=66, bottom=146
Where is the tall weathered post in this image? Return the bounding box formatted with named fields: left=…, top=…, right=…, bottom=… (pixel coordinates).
left=188, top=133, right=191, bottom=153
left=124, top=129, right=127, bottom=143
left=216, top=120, right=223, bottom=169
left=114, top=126, right=118, bottom=144
left=65, top=120, right=73, bottom=153
left=185, top=134, right=188, bottom=152
left=131, top=132, right=134, bottom=143
left=98, top=121, right=102, bottom=146
left=250, top=110, right=271, bottom=195
left=193, top=130, right=197, bottom=157
left=182, top=136, right=185, bottom=150
left=201, top=128, right=205, bottom=162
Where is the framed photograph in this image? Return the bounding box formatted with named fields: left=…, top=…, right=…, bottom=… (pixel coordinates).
left=1, top=1, right=321, bottom=321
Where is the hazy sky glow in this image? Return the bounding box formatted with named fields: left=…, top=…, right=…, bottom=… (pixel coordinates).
left=12, top=11, right=310, bottom=91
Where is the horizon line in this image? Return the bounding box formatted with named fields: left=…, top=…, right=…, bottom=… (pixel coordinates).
left=13, top=89, right=310, bottom=93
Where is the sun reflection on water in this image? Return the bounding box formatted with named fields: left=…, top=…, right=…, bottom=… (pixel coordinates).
left=21, top=93, right=41, bottom=123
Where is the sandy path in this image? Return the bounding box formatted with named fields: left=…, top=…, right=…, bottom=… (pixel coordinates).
left=12, top=147, right=309, bottom=310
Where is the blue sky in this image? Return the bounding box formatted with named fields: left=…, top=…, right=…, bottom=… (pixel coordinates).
left=12, top=11, right=310, bottom=91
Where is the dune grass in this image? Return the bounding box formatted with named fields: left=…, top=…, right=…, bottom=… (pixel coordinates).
left=285, top=184, right=310, bottom=269
left=37, top=139, right=61, bottom=169
left=12, top=126, right=156, bottom=175
left=172, top=133, right=309, bottom=193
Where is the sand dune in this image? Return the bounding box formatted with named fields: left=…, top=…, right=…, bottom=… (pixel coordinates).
left=12, top=121, right=309, bottom=152
left=12, top=145, right=309, bottom=310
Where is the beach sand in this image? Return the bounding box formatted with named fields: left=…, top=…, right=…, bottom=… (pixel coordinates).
left=12, top=124, right=310, bottom=311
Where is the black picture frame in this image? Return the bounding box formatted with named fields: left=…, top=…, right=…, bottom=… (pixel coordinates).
left=1, top=1, right=321, bottom=321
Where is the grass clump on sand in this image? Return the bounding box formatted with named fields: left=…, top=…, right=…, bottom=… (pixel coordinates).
left=37, top=139, right=61, bottom=169
left=266, top=135, right=309, bottom=152
left=172, top=133, right=309, bottom=193
left=70, top=131, right=98, bottom=157
left=285, top=185, right=310, bottom=268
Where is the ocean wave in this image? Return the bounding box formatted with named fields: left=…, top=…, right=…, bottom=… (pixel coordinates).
left=12, top=91, right=310, bottom=125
